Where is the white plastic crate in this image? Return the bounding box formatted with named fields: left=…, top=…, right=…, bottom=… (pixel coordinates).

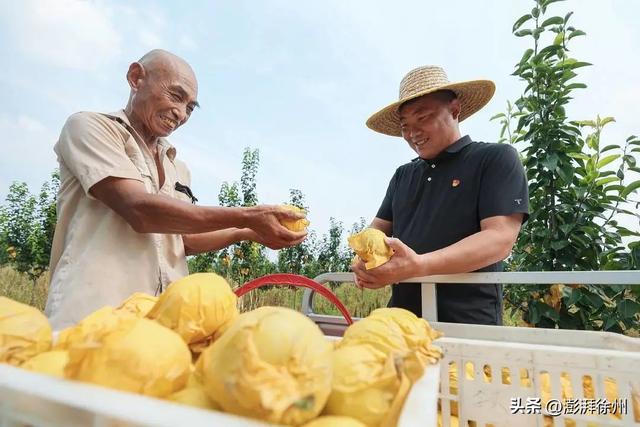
left=0, top=343, right=440, bottom=427
left=302, top=271, right=640, bottom=427
left=432, top=322, right=640, bottom=427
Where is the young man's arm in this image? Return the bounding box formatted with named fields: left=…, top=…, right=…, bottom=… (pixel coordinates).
left=370, top=217, right=393, bottom=236
left=352, top=213, right=523, bottom=289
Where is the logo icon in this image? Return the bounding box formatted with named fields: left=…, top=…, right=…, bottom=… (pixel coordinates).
left=452, top=179, right=460, bottom=187
left=515, top=199, right=522, bottom=205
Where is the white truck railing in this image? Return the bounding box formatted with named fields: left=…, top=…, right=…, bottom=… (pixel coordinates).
left=301, top=271, right=640, bottom=335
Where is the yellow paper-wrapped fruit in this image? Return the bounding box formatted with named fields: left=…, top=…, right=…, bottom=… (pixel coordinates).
left=167, top=365, right=220, bottom=410
left=348, top=228, right=393, bottom=269
left=65, top=316, right=191, bottom=398
left=146, top=273, right=239, bottom=352
left=54, top=306, right=130, bottom=350
left=324, top=343, right=411, bottom=427
left=280, top=204, right=310, bottom=232
left=116, top=292, right=158, bottom=318
left=302, top=415, right=367, bottom=427
left=21, top=350, right=69, bottom=377
left=339, top=308, right=442, bottom=383
left=199, top=306, right=333, bottom=425
left=0, top=296, right=52, bottom=366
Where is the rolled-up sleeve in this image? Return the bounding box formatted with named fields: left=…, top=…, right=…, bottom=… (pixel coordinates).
left=54, top=112, right=142, bottom=199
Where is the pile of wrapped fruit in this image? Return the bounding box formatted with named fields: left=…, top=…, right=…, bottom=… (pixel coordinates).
left=0, top=272, right=443, bottom=427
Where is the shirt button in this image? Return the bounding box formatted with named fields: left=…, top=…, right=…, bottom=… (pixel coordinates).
left=427, top=177, right=432, bottom=182
left=431, top=164, right=436, bottom=168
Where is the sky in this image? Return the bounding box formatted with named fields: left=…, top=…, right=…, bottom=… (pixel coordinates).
left=1, top=0, right=639, bottom=239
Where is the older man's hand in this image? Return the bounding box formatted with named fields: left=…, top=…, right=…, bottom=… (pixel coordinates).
left=351, top=237, right=422, bottom=289
left=245, top=205, right=307, bottom=249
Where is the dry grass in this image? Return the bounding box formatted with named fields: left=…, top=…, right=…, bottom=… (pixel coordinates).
left=235, top=281, right=391, bottom=318
left=0, top=266, right=49, bottom=311
left=0, top=266, right=390, bottom=318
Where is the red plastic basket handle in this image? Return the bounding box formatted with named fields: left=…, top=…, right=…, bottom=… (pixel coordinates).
left=235, top=273, right=353, bottom=325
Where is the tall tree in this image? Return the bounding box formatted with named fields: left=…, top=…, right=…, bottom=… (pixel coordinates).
left=278, top=189, right=316, bottom=275
left=493, top=0, right=640, bottom=332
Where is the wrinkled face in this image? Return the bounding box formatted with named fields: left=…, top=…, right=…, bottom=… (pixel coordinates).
left=398, top=93, right=460, bottom=159
left=130, top=62, right=198, bottom=140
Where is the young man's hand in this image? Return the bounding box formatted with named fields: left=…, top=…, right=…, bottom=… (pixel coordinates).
left=351, top=237, right=423, bottom=289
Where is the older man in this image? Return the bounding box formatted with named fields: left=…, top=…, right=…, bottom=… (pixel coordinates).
left=352, top=65, right=529, bottom=325
left=45, top=49, right=306, bottom=329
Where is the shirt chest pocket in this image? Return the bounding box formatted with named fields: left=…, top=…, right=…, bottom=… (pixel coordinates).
left=122, top=137, right=156, bottom=193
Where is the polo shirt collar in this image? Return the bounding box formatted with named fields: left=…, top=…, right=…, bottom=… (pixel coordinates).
left=415, top=135, right=473, bottom=164
left=110, top=109, right=177, bottom=161
left=445, top=135, right=473, bottom=153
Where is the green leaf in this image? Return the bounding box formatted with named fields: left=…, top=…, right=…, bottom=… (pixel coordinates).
left=568, top=61, right=592, bottom=69
left=599, top=117, right=616, bottom=126
left=515, top=29, right=533, bottom=37
left=604, top=315, right=618, bottom=330
left=601, top=144, right=620, bottom=153
left=513, top=14, right=533, bottom=32
left=583, top=292, right=604, bottom=310
left=570, top=234, right=589, bottom=248
left=595, top=176, right=619, bottom=187
left=553, top=32, right=564, bottom=46
left=559, top=223, right=574, bottom=234
left=490, top=113, right=506, bottom=121
left=557, top=164, right=574, bottom=184
left=565, top=289, right=582, bottom=307
left=624, top=154, right=636, bottom=167
left=621, top=180, right=640, bottom=198
left=535, top=45, right=563, bottom=61
left=565, top=82, right=587, bottom=90
left=597, top=154, right=620, bottom=168
left=564, top=11, right=574, bottom=23
left=551, top=240, right=569, bottom=250
left=568, top=30, right=587, bottom=40
left=567, top=152, right=589, bottom=160
left=617, top=299, right=640, bottom=319
left=627, top=134, right=639, bottom=142
left=574, top=119, right=596, bottom=127
left=541, top=153, right=559, bottom=171
left=541, top=304, right=560, bottom=322
left=541, top=16, right=564, bottom=27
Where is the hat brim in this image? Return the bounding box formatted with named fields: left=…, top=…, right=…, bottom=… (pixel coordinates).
left=365, top=79, right=496, bottom=137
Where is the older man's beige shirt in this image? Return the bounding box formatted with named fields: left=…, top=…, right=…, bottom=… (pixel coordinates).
left=45, top=110, right=193, bottom=330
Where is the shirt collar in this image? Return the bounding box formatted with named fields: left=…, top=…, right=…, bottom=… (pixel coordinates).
left=413, top=135, right=473, bottom=164
left=110, top=109, right=177, bottom=161
left=445, top=135, right=473, bottom=153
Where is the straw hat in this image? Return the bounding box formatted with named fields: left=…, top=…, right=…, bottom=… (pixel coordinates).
left=366, top=65, right=496, bottom=137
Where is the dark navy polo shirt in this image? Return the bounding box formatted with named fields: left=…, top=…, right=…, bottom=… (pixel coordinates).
left=376, top=135, right=529, bottom=325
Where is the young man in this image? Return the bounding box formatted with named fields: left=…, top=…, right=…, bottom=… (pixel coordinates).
left=353, top=65, right=529, bottom=325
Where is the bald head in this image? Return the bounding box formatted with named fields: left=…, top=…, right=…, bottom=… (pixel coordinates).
left=136, top=49, right=198, bottom=92
left=124, top=49, right=199, bottom=143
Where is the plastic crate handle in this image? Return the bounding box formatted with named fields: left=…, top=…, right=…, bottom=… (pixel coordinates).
left=234, top=273, right=354, bottom=325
